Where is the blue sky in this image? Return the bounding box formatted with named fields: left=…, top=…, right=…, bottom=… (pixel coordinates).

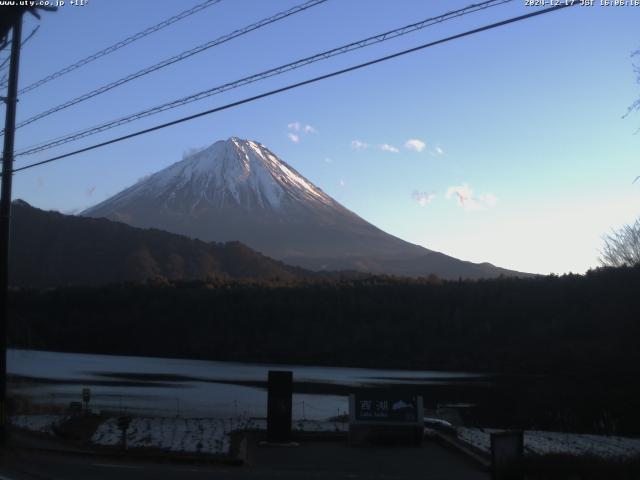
left=3, top=0, right=639, bottom=274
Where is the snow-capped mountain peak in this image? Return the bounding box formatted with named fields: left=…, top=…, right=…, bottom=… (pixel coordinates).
left=98, top=137, right=334, bottom=214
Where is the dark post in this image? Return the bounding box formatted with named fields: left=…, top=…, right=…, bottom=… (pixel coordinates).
left=0, top=12, right=23, bottom=446
left=267, top=370, right=292, bottom=443
left=117, top=415, right=131, bottom=451
left=82, top=387, right=91, bottom=414
left=491, top=430, right=524, bottom=480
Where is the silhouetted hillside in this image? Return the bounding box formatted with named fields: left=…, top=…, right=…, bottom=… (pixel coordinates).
left=9, top=200, right=312, bottom=287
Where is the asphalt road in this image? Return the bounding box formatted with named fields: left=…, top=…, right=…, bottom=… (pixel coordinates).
left=0, top=440, right=489, bottom=479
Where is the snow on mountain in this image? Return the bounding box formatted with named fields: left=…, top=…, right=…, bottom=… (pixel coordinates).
left=94, top=138, right=334, bottom=215
left=83, top=137, right=527, bottom=279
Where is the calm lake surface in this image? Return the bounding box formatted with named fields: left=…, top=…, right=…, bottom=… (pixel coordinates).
left=8, top=349, right=484, bottom=419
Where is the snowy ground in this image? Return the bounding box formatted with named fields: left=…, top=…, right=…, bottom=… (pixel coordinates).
left=10, top=415, right=62, bottom=435
left=11, top=414, right=347, bottom=456
left=91, top=417, right=347, bottom=455
left=457, top=427, right=640, bottom=460
left=16, top=414, right=640, bottom=461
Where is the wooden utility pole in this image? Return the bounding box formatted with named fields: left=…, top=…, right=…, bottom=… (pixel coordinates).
left=0, top=9, right=23, bottom=446
left=0, top=4, right=55, bottom=446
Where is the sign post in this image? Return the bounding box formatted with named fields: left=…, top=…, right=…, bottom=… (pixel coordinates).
left=491, top=430, right=524, bottom=480
left=349, top=391, right=424, bottom=445
left=82, top=387, right=91, bottom=414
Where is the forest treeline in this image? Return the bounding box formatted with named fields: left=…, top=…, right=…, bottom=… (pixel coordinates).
left=8, top=265, right=640, bottom=377
left=9, top=200, right=324, bottom=287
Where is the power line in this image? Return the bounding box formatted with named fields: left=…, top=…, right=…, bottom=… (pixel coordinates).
left=0, top=25, right=39, bottom=79
left=11, top=3, right=577, bottom=175
left=1, top=54, right=12, bottom=74
left=15, top=0, right=225, bottom=95
left=15, top=0, right=513, bottom=157
left=4, top=0, right=328, bottom=135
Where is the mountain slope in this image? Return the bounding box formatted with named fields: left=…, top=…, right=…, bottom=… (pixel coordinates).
left=9, top=200, right=310, bottom=288
left=83, top=137, right=527, bottom=279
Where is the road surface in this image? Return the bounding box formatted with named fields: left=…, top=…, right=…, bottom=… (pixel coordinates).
left=0, top=440, right=489, bottom=479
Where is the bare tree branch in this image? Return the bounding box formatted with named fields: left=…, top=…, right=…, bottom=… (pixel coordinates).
left=623, top=48, right=640, bottom=120
left=600, top=217, right=640, bottom=267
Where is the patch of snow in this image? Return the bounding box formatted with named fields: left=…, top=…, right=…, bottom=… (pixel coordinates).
left=92, top=417, right=234, bottom=454
left=456, top=427, right=640, bottom=460
left=91, top=416, right=346, bottom=455
left=10, top=415, right=62, bottom=435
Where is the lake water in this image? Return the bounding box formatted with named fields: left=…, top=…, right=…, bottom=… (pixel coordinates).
left=8, top=349, right=484, bottom=420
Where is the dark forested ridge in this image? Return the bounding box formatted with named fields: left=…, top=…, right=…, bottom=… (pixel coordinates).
left=9, top=200, right=320, bottom=287
left=11, top=200, right=530, bottom=287
left=9, top=265, right=639, bottom=377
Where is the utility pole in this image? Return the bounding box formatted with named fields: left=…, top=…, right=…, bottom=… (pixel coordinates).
left=0, top=10, right=23, bottom=446
left=0, top=4, right=55, bottom=446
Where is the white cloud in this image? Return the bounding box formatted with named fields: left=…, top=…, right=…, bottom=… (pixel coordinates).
left=446, top=183, right=498, bottom=212
left=412, top=191, right=436, bottom=207
left=433, top=145, right=445, bottom=156
left=338, top=179, right=346, bottom=188
left=287, top=122, right=316, bottom=141
left=350, top=140, right=368, bottom=150
left=324, top=157, right=332, bottom=163
left=380, top=143, right=399, bottom=153
left=404, top=139, right=426, bottom=152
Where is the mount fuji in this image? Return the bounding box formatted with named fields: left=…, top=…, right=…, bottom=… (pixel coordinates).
left=82, top=137, right=524, bottom=279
